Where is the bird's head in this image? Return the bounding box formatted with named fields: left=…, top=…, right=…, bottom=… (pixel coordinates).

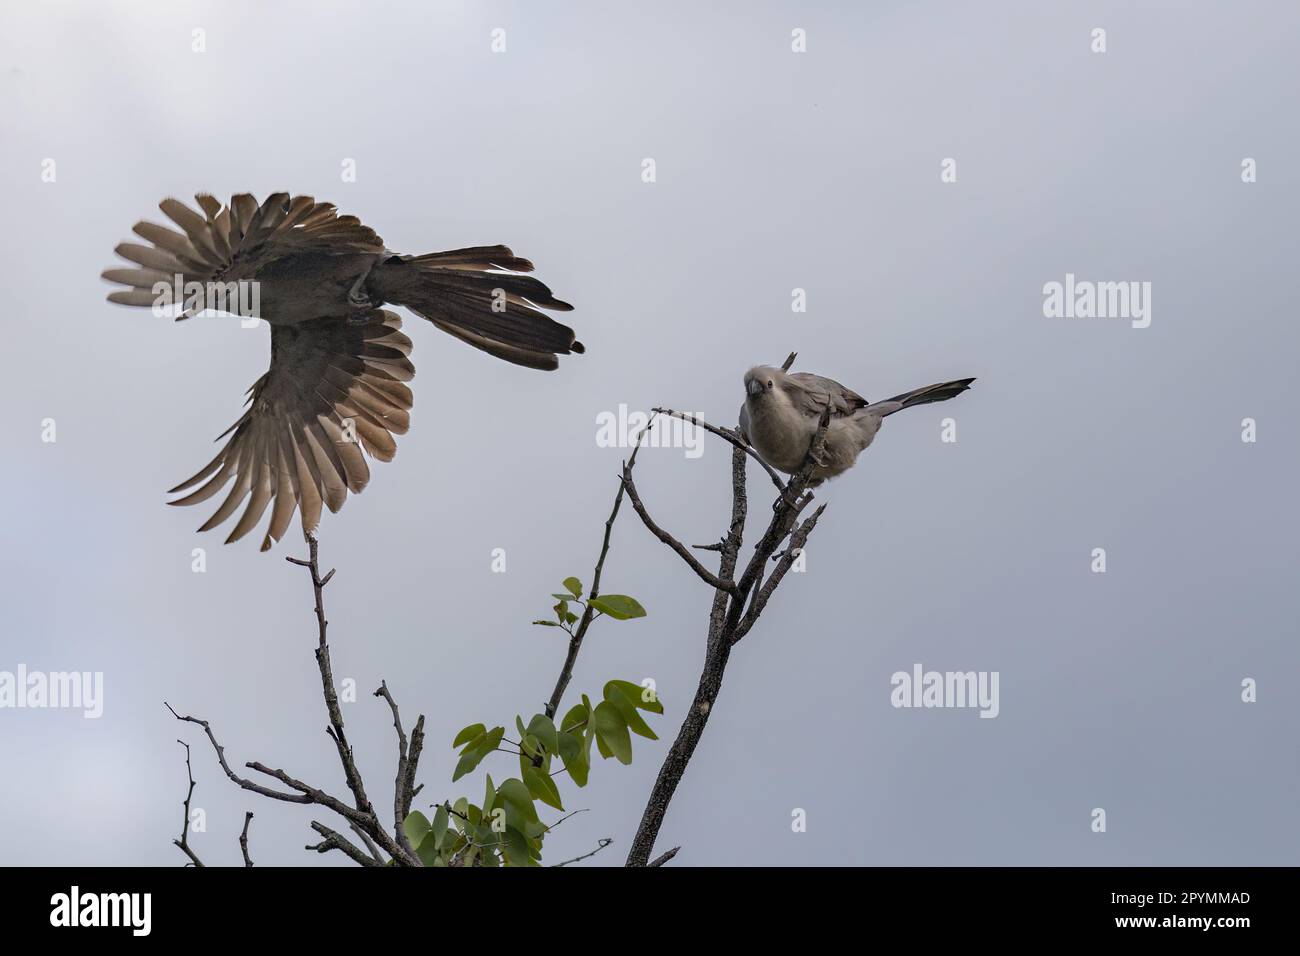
left=744, top=365, right=783, bottom=400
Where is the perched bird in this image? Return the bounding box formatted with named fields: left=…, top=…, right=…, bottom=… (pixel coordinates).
left=738, top=363, right=974, bottom=485
left=103, top=192, right=583, bottom=550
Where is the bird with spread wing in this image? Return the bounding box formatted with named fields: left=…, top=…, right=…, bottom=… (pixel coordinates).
left=103, top=192, right=583, bottom=551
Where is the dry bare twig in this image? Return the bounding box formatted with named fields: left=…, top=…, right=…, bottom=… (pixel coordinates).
left=173, top=740, right=204, bottom=868
left=239, top=812, right=254, bottom=867
left=168, top=532, right=424, bottom=866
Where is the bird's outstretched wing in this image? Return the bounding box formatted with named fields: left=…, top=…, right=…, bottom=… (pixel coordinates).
left=783, top=372, right=869, bottom=418
left=166, top=310, right=414, bottom=551
left=102, top=192, right=383, bottom=304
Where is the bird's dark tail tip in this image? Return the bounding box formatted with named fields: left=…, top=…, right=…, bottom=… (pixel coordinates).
left=884, top=377, right=975, bottom=410
left=369, top=249, right=581, bottom=371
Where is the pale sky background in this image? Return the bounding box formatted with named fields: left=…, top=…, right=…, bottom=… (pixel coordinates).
left=1, top=0, right=1297, bottom=866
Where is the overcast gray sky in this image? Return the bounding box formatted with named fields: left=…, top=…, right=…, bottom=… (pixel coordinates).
left=2, top=0, right=1297, bottom=866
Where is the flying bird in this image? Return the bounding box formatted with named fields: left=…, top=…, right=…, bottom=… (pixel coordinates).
left=103, top=192, right=583, bottom=550
left=738, top=363, right=974, bottom=485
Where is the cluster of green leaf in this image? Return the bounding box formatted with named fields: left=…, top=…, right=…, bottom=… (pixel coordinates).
left=401, top=578, right=659, bottom=867
left=532, top=575, right=647, bottom=632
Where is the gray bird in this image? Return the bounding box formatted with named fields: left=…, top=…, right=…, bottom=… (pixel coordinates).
left=738, top=364, right=974, bottom=485
left=103, top=192, right=583, bottom=550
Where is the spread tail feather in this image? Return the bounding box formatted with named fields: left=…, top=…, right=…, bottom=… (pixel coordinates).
left=870, top=378, right=975, bottom=416
left=368, top=248, right=583, bottom=371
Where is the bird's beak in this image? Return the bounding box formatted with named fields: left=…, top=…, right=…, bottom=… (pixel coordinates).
left=746, top=379, right=765, bottom=397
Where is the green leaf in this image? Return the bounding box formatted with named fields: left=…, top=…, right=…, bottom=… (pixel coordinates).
left=557, top=730, right=587, bottom=787
left=587, top=595, right=647, bottom=620
left=453, top=723, right=486, bottom=748
left=504, top=826, right=533, bottom=866
left=605, top=679, right=664, bottom=715
left=523, top=766, right=564, bottom=811
left=524, top=817, right=547, bottom=842
left=557, top=730, right=581, bottom=762
left=581, top=695, right=597, bottom=752
left=593, top=701, right=633, bottom=764
left=564, top=741, right=590, bottom=786
left=582, top=695, right=597, bottom=755
left=452, top=726, right=504, bottom=781
left=403, top=810, right=431, bottom=848
left=604, top=684, right=658, bottom=740
left=431, top=804, right=449, bottom=849
left=453, top=797, right=469, bottom=828
left=415, top=833, right=441, bottom=867
left=526, top=714, right=559, bottom=755
left=532, top=620, right=561, bottom=627
left=559, top=703, right=589, bottom=735
left=562, top=577, right=583, bottom=598
left=497, top=778, right=539, bottom=831
left=484, top=774, right=496, bottom=816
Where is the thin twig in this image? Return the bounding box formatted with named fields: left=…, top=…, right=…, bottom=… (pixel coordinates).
left=168, top=533, right=422, bottom=867
left=239, top=811, right=254, bottom=867
left=544, top=807, right=590, bottom=832
left=166, top=701, right=314, bottom=805
left=173, top=740, right=204, bottom=867
left=375, top=680, right=424, bottom=860
left=551, top=837, right=613, bottom=867
left=291, top=533, right=375, bottom=824
left=544, top=415, right=648, bottom=719
left=307, top=821, right=384, bottom=867
left=648, top=846, right=680, bottom=867
left=350, top=822, right=386, bottom=863
left=621, top=460, right=739, bottom=594
left=652, top=407, right=785, bottom=492
left=733, top=504, right=827, bottom=645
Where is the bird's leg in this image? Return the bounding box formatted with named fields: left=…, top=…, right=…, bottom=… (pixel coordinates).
left=772, top=486, right=803, bottom=512
left=346, top=270, right=375, bottom=325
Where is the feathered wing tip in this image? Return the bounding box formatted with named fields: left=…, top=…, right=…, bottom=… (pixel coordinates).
left=370, top=247, right=583, bottom=370
left=165, top=311, right=414, bottom=551
left=102, top=192, right=385, bottom=307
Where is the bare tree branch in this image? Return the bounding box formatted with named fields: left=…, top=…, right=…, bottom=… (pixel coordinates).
left=350, top=822, right=386, bottom=863
left=375, top=680, right=424, bottom=860
left=289, top=534, right=375, bottom=822
left=307, top=821, right=384, bottom=867
left=172, top=740, right=204, bottom=867
left=168, top=533, right=423, bottom=866
left=166, top=702, right=312, bottom=806
left=621, top=458, right=739, bottom=594
left=651, top=407, right=785, bottom=493
left=625, top=407, right=832, bottom=866
left=544, top=426, right=644, bottom=720
left=239, top=812, right=254, bottom=867
left=733, top=504, right=827, bottom=645
left=648, top=846, right=680, bottom=867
